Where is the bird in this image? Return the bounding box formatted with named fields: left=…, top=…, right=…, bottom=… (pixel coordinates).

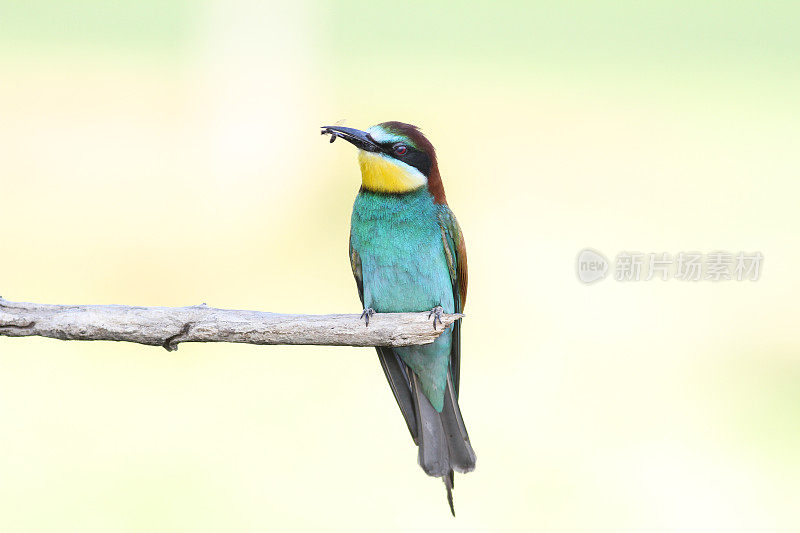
left=321, top=121, right=476, bottom=515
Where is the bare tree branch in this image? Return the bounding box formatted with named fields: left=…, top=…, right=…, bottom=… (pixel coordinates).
left=0, top=298, right=461, bottom=351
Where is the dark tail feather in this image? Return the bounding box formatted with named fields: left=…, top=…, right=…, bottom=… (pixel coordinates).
left=411, top=373, right=450, bottom=476
left=412, top=371, right=477, bottom=515
left=441, top=372, right=476, bottom=473
left=376, top=347, right=417, bottom=442
left=444, top=473, right=455, bottom=516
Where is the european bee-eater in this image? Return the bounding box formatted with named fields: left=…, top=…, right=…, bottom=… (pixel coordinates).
left=321, top=122, right=476, bottom=515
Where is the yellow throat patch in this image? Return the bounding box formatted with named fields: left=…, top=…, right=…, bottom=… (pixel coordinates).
left=358, top=150, right=427, bottom=193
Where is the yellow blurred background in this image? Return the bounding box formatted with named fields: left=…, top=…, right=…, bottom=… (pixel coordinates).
left=2, top=1, right=799, bottom=531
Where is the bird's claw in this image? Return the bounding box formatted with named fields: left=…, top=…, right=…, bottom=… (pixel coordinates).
left=428, top=306, right=444, bottom=330
left=360, top=307, right=375, bottom=327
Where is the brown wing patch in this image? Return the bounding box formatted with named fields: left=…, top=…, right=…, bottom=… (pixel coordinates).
left=456, top=231, right=467, bottom=311
left=437, top=207, right=467, bottom=313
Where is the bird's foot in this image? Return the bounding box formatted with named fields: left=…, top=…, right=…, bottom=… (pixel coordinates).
left=428, top=306, right=444, bottom=330
left=360, top=307, right=375, bottom=327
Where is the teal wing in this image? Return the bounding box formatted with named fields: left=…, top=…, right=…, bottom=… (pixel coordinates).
left=436, top=205, right=468, bottom=396
left=349, top=237, right=364, bottom=303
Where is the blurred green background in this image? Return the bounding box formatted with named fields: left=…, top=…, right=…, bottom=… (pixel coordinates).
left=1, top=1, right=799, bottom=531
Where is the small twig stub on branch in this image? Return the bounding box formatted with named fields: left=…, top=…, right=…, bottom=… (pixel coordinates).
left=0, top=298, right=462, bottom=350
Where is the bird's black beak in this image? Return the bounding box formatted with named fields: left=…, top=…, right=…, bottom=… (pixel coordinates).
left=321, top=126, right=381, bottom=152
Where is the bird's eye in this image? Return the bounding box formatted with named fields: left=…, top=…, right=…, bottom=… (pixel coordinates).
left=393, top=144, right=408, bottom=156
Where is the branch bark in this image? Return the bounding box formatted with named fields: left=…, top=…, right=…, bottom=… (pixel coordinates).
left=0, top=298, right=461, bottom=351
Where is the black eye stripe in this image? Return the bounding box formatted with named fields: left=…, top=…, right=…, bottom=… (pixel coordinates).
left=379, top=142, right=431, bottom=177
